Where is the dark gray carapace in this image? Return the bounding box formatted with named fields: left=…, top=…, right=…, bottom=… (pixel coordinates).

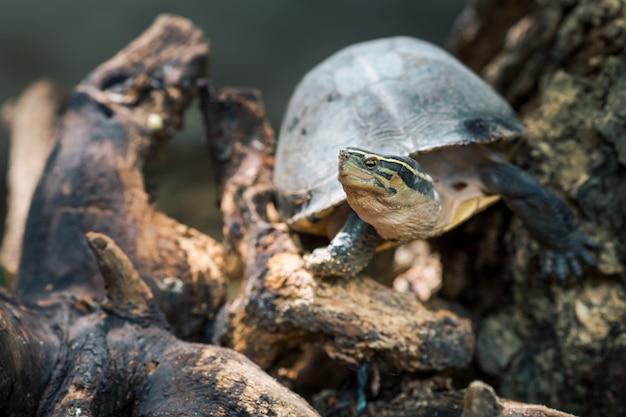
left=273, top=36, right=522, bottom=230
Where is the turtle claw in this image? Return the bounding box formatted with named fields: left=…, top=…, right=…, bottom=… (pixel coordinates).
left=567, top=254, right=583, bottom=278
left=304, top=214, right=381, bottom=278
left=555, top=257, right=569, bottom=281
left=578, top=247, right=597, bottom=268
left=305, top=244, right=373, bottom=277
left=540, top=251, right=578, bottom=281
left=304, top=247, right=340, bottom=277
left=540, top=254, right=555, bottom=278
left=582, top=233, right=602, bottom=250
left=539, top=231, right=599, bottom=281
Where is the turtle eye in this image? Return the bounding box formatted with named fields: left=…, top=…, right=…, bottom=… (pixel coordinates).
left=363, top=156, right=379, bottom=169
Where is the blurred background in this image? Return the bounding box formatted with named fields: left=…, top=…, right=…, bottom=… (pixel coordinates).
left=0, top=1, right=465, bottom=241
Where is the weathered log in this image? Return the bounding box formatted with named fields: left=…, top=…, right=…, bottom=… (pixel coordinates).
left=0, top=80, right=65, bottom=278
left=1, top=14, right=318, bottom=416
left=12, top=15, right=235, bottom=338
left=462, top=381, right=576, bottom=417
left=312, top=376, right=465, bottom=417
left=1, top=233, right=318, bottom=416
left=310, top=377, right=577, bottom=417
left=0, top=290, right=61, bottom=416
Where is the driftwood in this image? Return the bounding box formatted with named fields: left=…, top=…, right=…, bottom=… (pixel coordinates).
left=1, top=1, right=625, bottom=415
left=5, top=231, right=316, bottom=416
left=0, top=80, right=65, bottom=279
left=0, top=15, right=316, bottom=417
left=461, top=381, right=577, bottom=417
left=10, top=15, right=235, bottom=339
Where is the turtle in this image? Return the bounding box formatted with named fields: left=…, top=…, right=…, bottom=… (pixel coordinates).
left=273, top=36, right=597, bottom=279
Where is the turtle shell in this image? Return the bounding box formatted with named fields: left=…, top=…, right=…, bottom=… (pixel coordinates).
left=273, top=36, right=523, bottom=235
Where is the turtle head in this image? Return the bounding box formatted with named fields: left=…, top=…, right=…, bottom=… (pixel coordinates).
left=337, top=147, right=442, bottom=241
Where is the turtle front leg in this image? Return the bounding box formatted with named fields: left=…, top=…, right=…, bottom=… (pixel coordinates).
left=479, top=162, right=598, bottom=280
left=305, top=211, right=381, bottom=277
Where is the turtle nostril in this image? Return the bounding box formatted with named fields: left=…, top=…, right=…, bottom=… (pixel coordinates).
left=339, top=149, right=350, bottom=160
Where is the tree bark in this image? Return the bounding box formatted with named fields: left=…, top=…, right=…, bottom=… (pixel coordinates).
left=446, top=1, right=626, bottom=416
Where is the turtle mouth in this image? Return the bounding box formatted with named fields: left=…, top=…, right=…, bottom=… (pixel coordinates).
left=338, top=163, right=386, bottom=191
left=339, top=172, right=378, bottom=186
left=339, top=174, right=389, bottom=197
